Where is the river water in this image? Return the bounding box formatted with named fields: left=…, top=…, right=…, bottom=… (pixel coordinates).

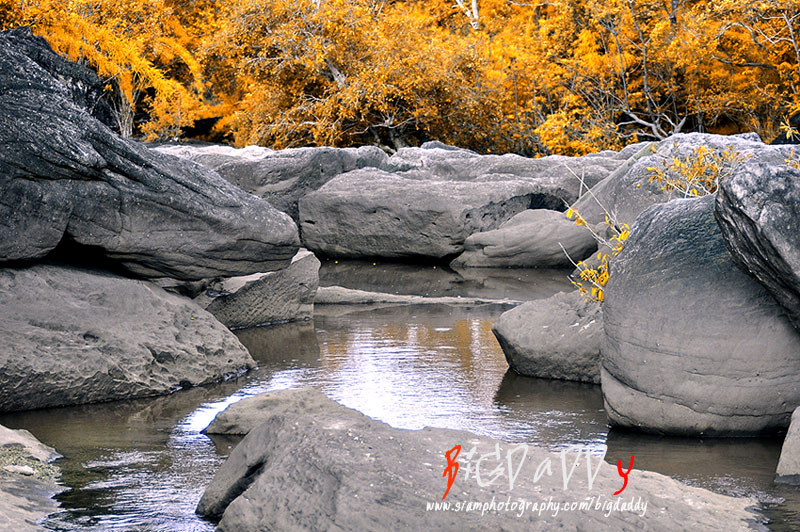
left=1, top=261, right=798, bottom=530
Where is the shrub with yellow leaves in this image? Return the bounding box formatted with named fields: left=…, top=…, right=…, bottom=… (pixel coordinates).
left=647, top=145, right=750, bottom=197
left=563, top=207, right=630, bottom=303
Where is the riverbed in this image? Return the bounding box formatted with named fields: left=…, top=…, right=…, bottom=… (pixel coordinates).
left=1, top=261, right=798, bottom=530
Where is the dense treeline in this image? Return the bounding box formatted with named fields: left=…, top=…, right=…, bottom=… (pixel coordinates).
left=2, top=0, right=799, bottom=154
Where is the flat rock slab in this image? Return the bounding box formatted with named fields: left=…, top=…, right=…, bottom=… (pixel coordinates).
left=0, top=28, right=299, bottom=280
left=451, top=209, right=597, bottom=268
left=315, top=286, right=523, bottom=306
left=196, top=250, right=320, bottom=329
left=602, top=195, right=800, bottom=435
left=197, top=388, right=763, bottom=532
left=716, top=158, right=800, bottom=331
left=493, top=291, right=602, bottom=383
left=299, top=169, right=564, bottom=259
left=153, top=144, right=388, bottom=220
left=0, top=264, right=255, bottom=412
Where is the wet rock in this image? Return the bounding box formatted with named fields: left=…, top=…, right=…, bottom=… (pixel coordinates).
left=0, top=423, right=63, bottom=532
left=602, top=195, right=800, bottom=435
left=0, top=28, right=299, bottom=280
left=195, top=250, right=320, bottom=329
left=299, top=169, right=563, bottom=259
left=0, top=264, right=255, bottom=412
left=197, top=388, right=762, bottom=532
left=153, top=144, right=388, bottom=220
left=493, top=291, right=602, bottom=383
left=776, top=407, right=800, bottom=484
left=315, top=286, right=522, bottom=306
left=715, top=159, right=800, bottom=331
left=451, top=209, right=597, bottom=268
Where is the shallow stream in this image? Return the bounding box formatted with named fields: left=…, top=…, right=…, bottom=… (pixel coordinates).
left=1, top=261, right=798, bottom=530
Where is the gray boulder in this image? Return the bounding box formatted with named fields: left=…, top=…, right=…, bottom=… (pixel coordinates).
left=153, top=144, right=388, bottom=220
left=492, top=291, right=602, bottom=383
left=0, top=423, right=63, bottom=532
left=602, top=195, right=800, bottom=435
left=195, top=250, right=320, bottom=329
left=451, top=209, right=597, bottom=268
left=0, top=27, right=299, bottom=280
left=299, top=169, right=565, bottom=259
left=0, top=264, right=255, bottom=412
left=715, top=159, right=800, bottom=331
left=571, top=133, right=783, bottom=229
left=776, top=407, right=800, bottom=484
left=197, top=388, right=762, bottom=532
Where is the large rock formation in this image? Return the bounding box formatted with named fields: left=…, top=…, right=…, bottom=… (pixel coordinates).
left=570, top=133, right=781, bottom=229
left=715, top=159, right=800, bottom=331
left=450, top=209, right=597, bottom=268
left=0, top=264, right=255, bottom=412
left=299, top=169, right=564, bottom=259
left=493, top=291, right=602, bottom=384
left=152, top=144, right=389, bottom=220
left=197, top=388, right=762, bottom=532
left=602, top=195, right=800, bottom=435
left=195, top=250, right=320, bottom=329
left=0, top=27, right=299, bottom=280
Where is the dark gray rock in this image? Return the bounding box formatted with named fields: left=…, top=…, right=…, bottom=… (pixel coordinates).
left=298, top=169, right=565, bottom=259
left=0, top=28, right=299, bottom=280
left=776, top=407, right=800, bottom=484
left=153, top=144, right=388, bottom=220
left=196, top=250, right=320, bottom=329
left=197, top=388, right=762, bottom=532
left=602, top=195, right=800, bottom=435
left=571, top=133, right=782, bottom=229
left=493, top=291, right=602, bottom=383
left=451, top=209, right=597, bottom=268
left=715, top=160, right=800, bottom=331
left=0, top=264, right=255, bottom=412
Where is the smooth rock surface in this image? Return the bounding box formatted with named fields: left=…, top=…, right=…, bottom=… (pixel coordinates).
left=197, top=388, right=762, bottom=532
left=196, top=250, right=320, bottom=329
left=776, top=407, right=800, bottom=484
left=0, top=28, right=299, bottom=280
left=0, top=264, right=255, bottom=412
left=493, top=291, right=602, bottom=383
left=153, top=144, right=388, bottom=220
left=315, top=286, right=522, bottom=306
left=451, top=209, right=597, bottom=268
left=299, top=169, right=564, bottom=259
left=602, top=195, right=800, bottom=435
left=571, top=133, right=788, bottom=229
left=716, top=159, right=800, bottom=331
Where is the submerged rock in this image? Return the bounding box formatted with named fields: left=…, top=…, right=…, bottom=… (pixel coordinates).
left=153, top=144, right=388, bottom=220
left=776, top=407, right=800, bottom=484
left=451, top=209, right=597, bottom=268
left=196, top=250, right=320, bottom=329
left=602, top=195, right=800, bottom=435
left=0, top=27, right=299, bottom=280
left=299, top=169, right=562, bottom=259
left=0, top=264, right=254, bottom=412
left=492, top=291, right=602, bottom=384
left=715, top=159, right=800, bottom=331
left=197, top=388, right=762, bottom=532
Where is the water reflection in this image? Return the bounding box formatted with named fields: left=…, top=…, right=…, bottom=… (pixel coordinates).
left=0, top=298, right=798, bottom=530
left=319, top=259, right=572, bottom=300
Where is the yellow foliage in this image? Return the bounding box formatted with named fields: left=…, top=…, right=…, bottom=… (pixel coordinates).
left=2, top=0, right=799, bottom=151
